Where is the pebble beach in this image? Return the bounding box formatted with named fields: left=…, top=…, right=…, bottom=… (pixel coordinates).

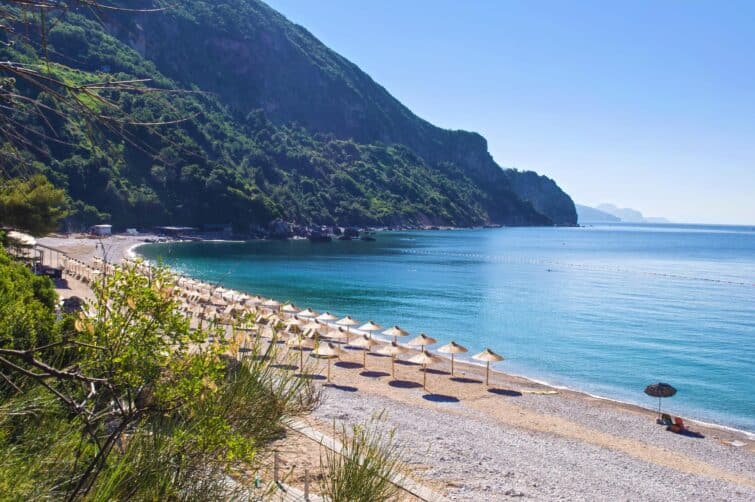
left=39, top=233, right=755, bottom=501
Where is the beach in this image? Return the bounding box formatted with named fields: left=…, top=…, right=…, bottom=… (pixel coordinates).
left=39, top=233, right=755, bottom=501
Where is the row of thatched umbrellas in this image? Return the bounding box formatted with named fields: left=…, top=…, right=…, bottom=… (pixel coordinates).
left=260, top=305, right=505, bottom=389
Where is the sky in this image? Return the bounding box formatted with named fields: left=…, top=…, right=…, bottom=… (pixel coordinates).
left=265, top=0, right=755, bottom=224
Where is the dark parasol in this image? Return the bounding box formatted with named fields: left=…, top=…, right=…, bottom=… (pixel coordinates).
left=644, top=382, right=677, bottom=420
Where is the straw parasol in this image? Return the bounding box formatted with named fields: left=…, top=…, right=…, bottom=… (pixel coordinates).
left=376, top=341, right=408, bottom=379
left=438, top=341, right=468, bottom=376
left=298, top=307, right=320, bottom=319
left=312, top=342, right=343, bottom=382
left=283, top=317, right=303, bottom=335
left=382, top=325, right=410, bottom=343
left=302, top=320, right=324, bottom=340
left=287, top=333, right=314, bottom=370
left=349, top=334, right=376, bottom=368
left=358, top=320, right=383, bottom=338
left=335, top=315, right=359, bottom=342
left=262, top=298, right=281, bottom=311
left=408, top=350, right=441, bottom=391
left=247, top=295, right=265, bottom=306
left=644, top=382, right=677, bottom=420
left=327, top=326, right=350, bottom=343
left=472, top=348, right=504, bottom=386
left=316, top=312, right=338, bottom=322
left=407, top=333, right=437, bottom=350
left=336, top=315, right=359, bottom=327
left=281, top=303, right=300, bottom=315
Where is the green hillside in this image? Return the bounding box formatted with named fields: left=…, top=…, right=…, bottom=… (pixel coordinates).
left=1, top=1, right=576, bottom=230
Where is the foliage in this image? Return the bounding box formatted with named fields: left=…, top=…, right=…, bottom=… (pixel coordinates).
left=0, top=174, right=68, bottom=236
left=319, top=412, right=408, bottom=502
left=0, top=254, right=319, bottom=499
left=0, top=1, right=574, bottom=230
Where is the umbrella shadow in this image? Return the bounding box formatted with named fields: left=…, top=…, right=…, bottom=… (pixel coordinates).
left=271, top=364, right=298, bottom=371
left=297, top=373, right=326, bottom=380
left=421, top=368, right=450, bottom=375
left=389, top=380, right=423, bottom=389
left=370, top=353, right=390, bottom=358
left=488, top=388, right=523, bottom=397
left=394, top=359, right=415, bottom=366
left=335, top=361, right=362, bottom=369
left=451, top=376, right=483, bottom=384
left=360, top=370, right=390, bottom=378
left=422, top=393, right=460, bottom=403
left=324, top=383, right=358, bottom=392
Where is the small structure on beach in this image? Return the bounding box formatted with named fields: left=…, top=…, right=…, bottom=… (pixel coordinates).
left=90, top=224, right=112, bottom=236
left=154, top=226, right=196, bottom=238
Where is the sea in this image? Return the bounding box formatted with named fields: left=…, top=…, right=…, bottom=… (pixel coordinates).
left=137, top=223, right=755, bottom=434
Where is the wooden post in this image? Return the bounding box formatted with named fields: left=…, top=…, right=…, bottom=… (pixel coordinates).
left=363, top=349, right=367, bottom=369
left=451, top=354, right=455, bottom=376
left=304, top=468, right=309, bottom=500
left=422, top=364, right=427, bottom=390
left=391, top=356, right=395, bottom=379
left=485, top=362, right=490, bottom=386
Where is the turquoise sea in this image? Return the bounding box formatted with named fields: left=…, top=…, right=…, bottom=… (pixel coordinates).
left=137, top=223, right=755, bottom=433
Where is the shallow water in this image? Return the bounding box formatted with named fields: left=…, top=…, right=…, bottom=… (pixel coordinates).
left=138, top=223, right=755, bottom=432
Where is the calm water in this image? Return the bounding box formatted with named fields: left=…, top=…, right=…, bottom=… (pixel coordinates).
left=138, top=224, right=755, bottom=433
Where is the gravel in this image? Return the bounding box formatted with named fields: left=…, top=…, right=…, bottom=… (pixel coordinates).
left=313, top=387, right=755, bottom=501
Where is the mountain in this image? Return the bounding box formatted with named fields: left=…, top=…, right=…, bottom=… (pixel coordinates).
left=575, top=204, right=620, bottom=224
left=594, top=204, right=670, bottom=224
left=2, top=1, right=576, bottom=230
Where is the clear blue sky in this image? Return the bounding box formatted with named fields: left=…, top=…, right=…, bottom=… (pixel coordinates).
left=266, top=0, right=755, bottom=224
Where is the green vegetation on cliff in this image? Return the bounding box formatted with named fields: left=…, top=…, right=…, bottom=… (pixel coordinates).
left=1, top=1, right=576, bottom=229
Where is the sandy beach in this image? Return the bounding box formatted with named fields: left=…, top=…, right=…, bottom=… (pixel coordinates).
left=39, top=234, right=755, bottom=501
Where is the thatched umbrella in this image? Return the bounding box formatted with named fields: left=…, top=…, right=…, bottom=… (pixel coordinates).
left=327, top=326, right=350, bottom=343
left=262, top=298, right=281, bottom=312
left=472, top=348, right=504, bottom=386
left=287, top=333, right=314, bottom=370
left=408, top=350, right=441, bottom=391
left=382, top=325, right=410, bottom=343
left=407, top=333, right=437, bottom=351
left=644, top=382, right=677, bottom=420
left=312, top=342, right=343, bottom=382
left=298, top=307, right=320, bottom=319
left=349, top=334, right=376, bottom=368
left=281, top=303, right=300, bottom=315
left=284, top=316, right=303, bottom=332
left=438, top=341, right=468, bottom=376
left=358, top=320, right=383, bottom=338
left=335, top=315, right=359, bottom=342
left=316, top=311, right=338, bottom=322
left=376, top=341, right=408, bottom=379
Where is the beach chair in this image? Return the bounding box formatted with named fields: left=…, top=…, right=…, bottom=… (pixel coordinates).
left=657, top=413, right=673, bottom=426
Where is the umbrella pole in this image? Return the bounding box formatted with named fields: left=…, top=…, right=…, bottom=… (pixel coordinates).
left=327, top=358, right=331, bottom=383
left=299, top=346, right=303, bottom=371
left=451, top=354, right=455, bottom=376
left=485, top=362, right=490, bottom=386
left=658, top=396, right=662, bottom=420
left=363, top=349, right=367, bottom=369
left=391, top=356, right=395, bottom=379
left=423, top=364, right=427, bottom=391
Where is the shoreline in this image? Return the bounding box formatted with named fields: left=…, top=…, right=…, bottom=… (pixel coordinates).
left=47, top=233, right=755, bottom=441
left=38, top=233, right=755, bottom=500
left=131, top=239, right=755, bottom=441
